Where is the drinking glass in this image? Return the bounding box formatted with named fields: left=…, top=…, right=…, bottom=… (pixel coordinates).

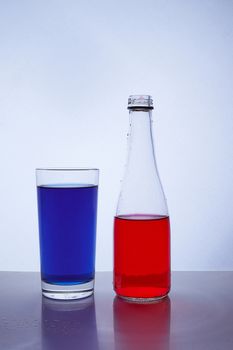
left=36, top=168, right=99, bottom=300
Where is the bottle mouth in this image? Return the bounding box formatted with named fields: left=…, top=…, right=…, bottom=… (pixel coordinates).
left=128, top=95, right=153, bottom=110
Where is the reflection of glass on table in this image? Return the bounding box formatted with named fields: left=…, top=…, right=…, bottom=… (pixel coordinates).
left=42, top=296, right=99, bottom=350
left=113, top=296, right=171, bottom=350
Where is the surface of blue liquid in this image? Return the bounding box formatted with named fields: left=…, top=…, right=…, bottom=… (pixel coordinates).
left=37, top=184, right=98, bottom=285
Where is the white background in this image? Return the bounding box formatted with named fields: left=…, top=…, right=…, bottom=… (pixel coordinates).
left=0, top=0, right=232, bottom=271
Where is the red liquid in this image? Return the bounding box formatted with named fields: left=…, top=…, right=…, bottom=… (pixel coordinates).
left=114, top=215, right=170, bottom=299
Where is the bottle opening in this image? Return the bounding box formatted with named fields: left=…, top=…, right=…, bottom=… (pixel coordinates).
left=128, top=95, right=153, bottom=110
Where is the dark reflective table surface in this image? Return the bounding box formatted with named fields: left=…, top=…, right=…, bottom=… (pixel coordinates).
left=0, top=271, right=232, bottom=349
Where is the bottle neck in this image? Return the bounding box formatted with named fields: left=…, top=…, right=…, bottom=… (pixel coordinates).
left=127, top=109, right=156, bottom=169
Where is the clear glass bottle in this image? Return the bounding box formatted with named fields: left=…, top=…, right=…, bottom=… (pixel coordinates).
left=114, top=95, right=170, bottom=302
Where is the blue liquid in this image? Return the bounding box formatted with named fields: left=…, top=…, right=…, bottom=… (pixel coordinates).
left=37, top=184, right=98, bottom=285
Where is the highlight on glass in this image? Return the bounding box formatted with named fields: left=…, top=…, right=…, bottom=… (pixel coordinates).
left=36, top=168, right=99, bottom=300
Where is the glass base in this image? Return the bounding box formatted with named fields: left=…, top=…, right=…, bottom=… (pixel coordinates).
left=118, top=293, right=168, bottom=303
left=42, top=279, right=94, bottom=300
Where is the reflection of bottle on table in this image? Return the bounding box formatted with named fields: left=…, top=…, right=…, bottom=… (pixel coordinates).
left=113, top=296, right=170, bottom=350
left=42, top=296, right=99, bottom=350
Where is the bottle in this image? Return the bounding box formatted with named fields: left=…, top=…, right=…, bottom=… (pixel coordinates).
left=114, top=95, right=170, bottom=301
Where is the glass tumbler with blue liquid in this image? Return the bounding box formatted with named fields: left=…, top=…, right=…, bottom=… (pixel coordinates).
left=36, top=168, right=99, bottom=300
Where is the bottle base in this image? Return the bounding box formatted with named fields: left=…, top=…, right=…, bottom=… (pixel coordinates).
left=41, top=279, right=94, bottom=300
left=117, top=293, right=169, bottom=303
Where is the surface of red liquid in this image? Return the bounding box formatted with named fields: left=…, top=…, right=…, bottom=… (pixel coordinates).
left=114, top=215, right=170, bottom=299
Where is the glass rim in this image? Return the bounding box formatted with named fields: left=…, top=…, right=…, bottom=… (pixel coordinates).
left=36, top=167, right=99, bottom=172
